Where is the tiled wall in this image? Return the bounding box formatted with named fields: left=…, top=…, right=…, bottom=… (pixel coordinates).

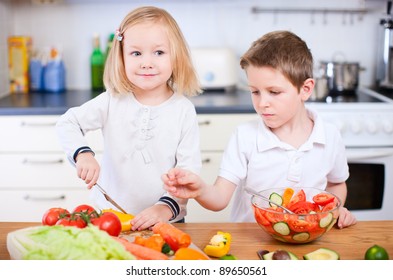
left=0, top=0, right=389, bottom=92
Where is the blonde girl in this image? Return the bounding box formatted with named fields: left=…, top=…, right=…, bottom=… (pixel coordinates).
left=56, top=6, right=202, bottom=230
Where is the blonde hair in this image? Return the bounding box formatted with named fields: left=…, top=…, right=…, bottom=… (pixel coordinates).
left=104, top=6, right=201, bottom=96
left=240, top=30, right=313, bottom=91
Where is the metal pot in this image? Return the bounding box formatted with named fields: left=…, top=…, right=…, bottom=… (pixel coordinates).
left=319, top=61, right=363, bottom=96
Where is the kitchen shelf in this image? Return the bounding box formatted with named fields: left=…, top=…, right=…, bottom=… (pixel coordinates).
left=251, top=7, right=370, bottom=16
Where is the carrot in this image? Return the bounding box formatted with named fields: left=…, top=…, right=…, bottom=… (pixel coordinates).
left=134, top=234, right=165, bottom=252
left=113, top=236, right=169, bottom=260
left=152, top=222, right=191, bottom=251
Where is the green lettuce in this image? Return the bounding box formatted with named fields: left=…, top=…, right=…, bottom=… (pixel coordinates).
left=8, top=225, right=135, bottom=260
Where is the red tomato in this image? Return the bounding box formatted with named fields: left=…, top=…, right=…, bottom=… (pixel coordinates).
left=56, top=215, right=87, bottom=228
left=321, top=201, right=337, bottom=212
left=72, top=204, right=96, bottom=215
left=254, top=207, right=270, bottom=226
left=42, top=207, right=70, bottom=226
left=91, top=212, right=122, bottom=236
left=313, top=193, right=335, bottom=206
left=286, top=189, right=306, bottom=209
left=288, top=217, right=317, bottom=233
left=288, top=201, right=319, bottom=214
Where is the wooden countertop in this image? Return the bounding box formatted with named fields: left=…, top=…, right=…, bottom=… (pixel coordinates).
left=1, top=221, right=392, bottom=260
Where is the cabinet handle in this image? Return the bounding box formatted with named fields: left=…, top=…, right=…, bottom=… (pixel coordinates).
left=20, top=121, right=56, bottom=127
left=22, top=158, right=64, bottom=165
left=24, top=194, right=66, bottom=201
left=202, top=158, right=211, bottom=164
left=198, top=120, right=211, bottom=126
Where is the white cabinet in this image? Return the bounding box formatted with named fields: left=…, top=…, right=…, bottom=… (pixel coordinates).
left=185, top=114, right=256, bottom=223
left=0, top=113, right=256, bottom=222
left=0, top=115, right=103, bottom=222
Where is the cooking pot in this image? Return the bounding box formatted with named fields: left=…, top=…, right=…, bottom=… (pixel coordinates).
left=319, top=61, right=364, bottom=96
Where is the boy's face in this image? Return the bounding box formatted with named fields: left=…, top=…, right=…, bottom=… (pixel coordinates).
left=246, top=65, right=313, bottom=130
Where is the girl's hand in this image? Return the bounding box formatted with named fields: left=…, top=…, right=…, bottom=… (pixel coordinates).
left=337, top=206, right=357, bottom=229
left=131, top=204, right=173, bottom=231
left=75, top=152, right=100, bottom=189
left=162, top=168, right=204, bottom=199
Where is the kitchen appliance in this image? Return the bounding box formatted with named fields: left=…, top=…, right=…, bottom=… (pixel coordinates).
left=191, top=47, right=238, bottom=92
left=376, top=1, right=393, bottom=89
left=307, top=88, right=393, bottom=221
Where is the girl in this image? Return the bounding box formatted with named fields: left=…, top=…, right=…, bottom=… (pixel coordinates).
left=56, top=6, right=202, bottom=230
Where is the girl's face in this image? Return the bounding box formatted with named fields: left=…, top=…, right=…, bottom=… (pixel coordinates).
left=246, top=65, right=313, bottom=130
left=122, top=22, right=173, bottom=97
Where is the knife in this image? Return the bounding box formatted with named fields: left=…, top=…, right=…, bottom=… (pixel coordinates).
left=94, top=183, right=128, bottom=214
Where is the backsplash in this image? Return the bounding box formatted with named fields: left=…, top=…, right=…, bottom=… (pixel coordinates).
left=0, top=0, right=388, bottom=92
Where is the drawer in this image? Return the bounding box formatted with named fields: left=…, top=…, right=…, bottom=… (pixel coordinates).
left=198, top=114, right=255, bottom=151
left=0, top=115, right=103, bottom=152
left=0, top=153, right=94, bottom=188
left=0, top=189, right=92, bottom=222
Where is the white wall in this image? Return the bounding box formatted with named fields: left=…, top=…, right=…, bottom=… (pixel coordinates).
left=0, top=0, right=389, bottom=91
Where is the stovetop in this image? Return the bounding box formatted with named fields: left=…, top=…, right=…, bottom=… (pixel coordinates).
left=308, top=88, right=393, bottom=104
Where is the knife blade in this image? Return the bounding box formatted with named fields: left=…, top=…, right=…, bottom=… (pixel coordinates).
left=94, top=183, right=128, bottom=214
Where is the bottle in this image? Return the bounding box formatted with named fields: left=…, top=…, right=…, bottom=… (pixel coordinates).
left=43, top=47, right=66, bottom=93
left=106, top=33, right=114, bottom=61
left=90, top=33, right=105, bottom=92
left=29, top=49, right=44, bottom=92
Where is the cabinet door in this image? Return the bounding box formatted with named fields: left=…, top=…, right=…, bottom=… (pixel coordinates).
left=200, top=152, right=222, bottom=185
left=185, top=196, right=234, bottom=223
left=198, top=114, right=256, bottom=151
left=0, top=189, right=92, bottom=222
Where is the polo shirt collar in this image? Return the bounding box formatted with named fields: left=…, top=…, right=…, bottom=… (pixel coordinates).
left=256, top=108, right=326, bottom=152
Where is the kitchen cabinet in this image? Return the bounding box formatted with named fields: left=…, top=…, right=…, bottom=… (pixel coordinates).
left=0, top=113, right=256, bottom=222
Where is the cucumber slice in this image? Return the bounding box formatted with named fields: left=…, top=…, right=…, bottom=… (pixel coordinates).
left=273, top=222, right=290, bottom=235
left=292, top=232, right=310, bottom=242
left=319, top=212, right=333, bottom=228
left=263, top=250, right=299, bottom=260
left=303, top=248, right=340, bottom=260
left=269, top=192, right=283, bottom=207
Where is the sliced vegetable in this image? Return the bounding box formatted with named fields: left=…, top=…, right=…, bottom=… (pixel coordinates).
left=203, top=231, right=232, bottom=258
left=152, top=222, right=191, bottom=251
left=292, top=232, right=310, bottom=242
left=303, top=248, right=340, bottom=260
left=288, top=201, right=319, bottom=214
left=102, top=209, right=134, bottom=232
left=312, top=193, right=335, bottom=206
left=114, top=236, right=169, bottom=260
left=273, top=222, right=290, bottom=235
left=269, top=192, right=283, bottom=207
left=262, top=250, right=298, bottom=260
left=282, top=187, right=295, bottom=207
left=286, top=189, right=306, bottom=209
left=134, top=234, right=165, bottom=252
left=319, top=212, right=334, bottom=228
left=256, top=249, right=270, bottom=260
left=173, top=247, right=210, bottom=260
left=219, top=254, right=237, bottom=260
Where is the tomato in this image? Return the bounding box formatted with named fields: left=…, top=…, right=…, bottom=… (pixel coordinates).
left=42, top=207, right=70, bottom=226
left=286, top=189, right=306, bottom=209
left=56, top=215, right=87, bottom=228
left=321, top=201, right=336, bottom=212
left=312, top=193, right=335, bottom=206
left=288, top=217, right=317, bottom=233
left=72, top=204, right=96, bottom=215
left=288, top=201, right=319, bottom=214
left=253, top=207, right=270, bottom=226
left=91, top=212, right=122, bottom=236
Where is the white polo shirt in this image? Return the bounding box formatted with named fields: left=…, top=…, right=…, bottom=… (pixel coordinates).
left=219, top=109, right=349, bottom=222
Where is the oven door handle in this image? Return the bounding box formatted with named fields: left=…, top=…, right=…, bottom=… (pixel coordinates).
left=346, top=148, right=393, bottom=160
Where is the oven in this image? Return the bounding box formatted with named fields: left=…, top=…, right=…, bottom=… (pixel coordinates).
left=307, top=88, right=393, bottom=221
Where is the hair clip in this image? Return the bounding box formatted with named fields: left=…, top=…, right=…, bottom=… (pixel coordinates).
left=116, top=29, right=123, bottom=42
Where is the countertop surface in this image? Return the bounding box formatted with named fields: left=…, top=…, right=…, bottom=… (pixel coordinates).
left=0, top=89, right=256, bottom=115
left=1, top=221, right=392, bottom=260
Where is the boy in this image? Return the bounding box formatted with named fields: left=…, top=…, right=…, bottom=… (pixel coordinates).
left=162, top=31, right=357, bottom=229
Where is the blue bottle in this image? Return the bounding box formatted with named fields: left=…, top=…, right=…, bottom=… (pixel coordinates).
left=43, top=48, right=65, bottom=93
left=29, top=52, right=44, bottom=92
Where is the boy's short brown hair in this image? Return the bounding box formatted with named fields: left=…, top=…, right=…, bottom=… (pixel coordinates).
left=240, top=30, right=313, bottom=91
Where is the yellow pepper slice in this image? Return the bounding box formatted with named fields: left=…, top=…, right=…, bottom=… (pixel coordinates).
left=203, top=231, right=231, bottom=258
left=282, top=187, right=295, bottom=207
left=102, top=208, right=134, bottom=232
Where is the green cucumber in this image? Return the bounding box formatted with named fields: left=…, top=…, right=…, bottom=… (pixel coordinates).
left=269, top=192, right=283, bottom=207
left=319, top=212, right=334, bottom=228
left=303, top=248, right=340, bottom=260
left=273, top=222, right=290, bottom=235
left=292, top=232, right=310, bottom=242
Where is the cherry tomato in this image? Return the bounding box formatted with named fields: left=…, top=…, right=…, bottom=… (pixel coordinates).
left=56, top=215, right=87, bottom=228
left=42, top=207, right=70, bottom=226
left=286, top=189, right=306, bottom=209
left=312, top=193, right=335, bottom=206
left=72, top=204, right=96, bottom=215
left=91, top=212, right=122, bottom=236
left=288, top=201, right=319, bottom=214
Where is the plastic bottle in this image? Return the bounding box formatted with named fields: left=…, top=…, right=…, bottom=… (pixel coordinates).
left=43, top=47, right=66, bottom=93
left=29, top=49, right=44, bottom=92
left=90, top=33, right=105, bottom=92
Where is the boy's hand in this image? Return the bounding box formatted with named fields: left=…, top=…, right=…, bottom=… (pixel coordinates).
left=162, top=168, right=204, bottom=199
left=75, top=152, right=100, bottom=189
left=337, top=206, right=357, bottom=229
left=131, top=204, right=173, bottom=231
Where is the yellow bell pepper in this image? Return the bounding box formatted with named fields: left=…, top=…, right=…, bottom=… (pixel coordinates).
left=102, top=208, right=134, bottom=232
left=203, top=231, right=231, bottom=258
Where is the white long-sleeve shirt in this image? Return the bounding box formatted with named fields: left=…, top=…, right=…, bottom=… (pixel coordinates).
left=56, top=91, right=201, bottom=222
